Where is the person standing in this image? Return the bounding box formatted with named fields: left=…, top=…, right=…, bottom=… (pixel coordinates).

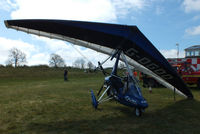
left=64, top=69, right=68, bottom=81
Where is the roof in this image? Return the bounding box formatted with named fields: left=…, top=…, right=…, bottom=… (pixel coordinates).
left=185, top=45, right=200, bottom=51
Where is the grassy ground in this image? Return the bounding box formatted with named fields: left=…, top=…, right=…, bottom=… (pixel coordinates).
left=0, top=67, right=200, bottom=134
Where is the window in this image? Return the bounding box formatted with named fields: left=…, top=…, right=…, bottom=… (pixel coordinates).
left=191, top=51, right=195, bottom=56
left=195, top=50, right=199, bottom=56
left=186, top=51, right=190, bottom=57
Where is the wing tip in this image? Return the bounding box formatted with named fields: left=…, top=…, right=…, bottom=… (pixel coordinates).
left=4, top=20, right=10, bottom=28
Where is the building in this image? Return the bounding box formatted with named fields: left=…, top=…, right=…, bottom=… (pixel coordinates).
left=185, top=45, right=200, bottom=58
left=167, top=45, right=200, bottom=71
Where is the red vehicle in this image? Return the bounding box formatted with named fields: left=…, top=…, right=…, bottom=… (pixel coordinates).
left=168, top=45, right=200, bottom=88
left=141, top=45, right=200, bottom=89
left=168, top=58, right=200, bottom=88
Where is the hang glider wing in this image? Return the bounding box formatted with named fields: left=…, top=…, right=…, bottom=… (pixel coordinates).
left=4, top=19, right=193, bottom=99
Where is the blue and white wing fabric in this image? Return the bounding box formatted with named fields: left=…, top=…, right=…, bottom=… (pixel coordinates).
left=4, top=19, right=193, bottom=99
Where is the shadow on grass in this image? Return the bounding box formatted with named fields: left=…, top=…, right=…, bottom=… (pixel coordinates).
left=189, top=86, right=200, bottom=90
left=26, top=99, right=200, bottom=134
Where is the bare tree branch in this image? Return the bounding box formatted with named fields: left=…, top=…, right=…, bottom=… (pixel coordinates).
left=73, top=58, right=86, bottom=69
left=49, top=53, right=65, bottom=68
left=6, top=48, right=27, bottom=67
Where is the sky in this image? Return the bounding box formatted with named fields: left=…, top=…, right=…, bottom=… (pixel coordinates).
left=0, top=0, right=200, bottom=67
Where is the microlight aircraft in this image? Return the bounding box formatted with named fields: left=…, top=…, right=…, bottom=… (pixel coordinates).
left=91, top=49, right=148, bottom=116
left=4, top=19, right=193, bottom=116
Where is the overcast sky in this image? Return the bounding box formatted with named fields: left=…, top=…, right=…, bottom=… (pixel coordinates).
left=0, top=0, right=200, bottom=66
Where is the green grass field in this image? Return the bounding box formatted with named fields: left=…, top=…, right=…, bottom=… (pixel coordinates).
left=0, top=67, right=200, bottom=134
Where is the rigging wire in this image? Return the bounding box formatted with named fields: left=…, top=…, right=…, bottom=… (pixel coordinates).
left=69, top=43, right=96, bottom=67
left=69, top=42, right=113, bottom=69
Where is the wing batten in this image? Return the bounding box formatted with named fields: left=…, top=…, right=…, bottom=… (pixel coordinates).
left=4, top=19, right=193, bottom=98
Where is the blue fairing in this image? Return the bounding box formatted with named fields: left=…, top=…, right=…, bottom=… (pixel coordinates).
left=115, top=84, right=148, bottom=109
left=90, top=90, right=98, bottom=109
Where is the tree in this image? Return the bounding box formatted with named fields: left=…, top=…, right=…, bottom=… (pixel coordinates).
left=80, top=59, right=85, bottom=69
left=87, top=61, right=94, bottom=70
left=6, top=48, right=27, bottom=67
left=73, top=59, right=80, bottom=68
left=49, top=53, right=65, bottom=67
left=73, top=58, right=86, bottom=69
left=0, top=64, right=4, bottom=68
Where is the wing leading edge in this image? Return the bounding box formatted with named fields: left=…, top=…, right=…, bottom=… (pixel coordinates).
left=4, top=19, right=193, bottom=99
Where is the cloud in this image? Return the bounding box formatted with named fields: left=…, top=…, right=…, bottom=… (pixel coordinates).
left=112, top=0, right=146, bottom=16
left=185, top=25, right=200, bottom=36
left=0, top=0, right=17, bottom=11
left=8, top=0, right=150, bottom=22
left=10, top=0, right=116, bottom=22
left=31, top=36, right=113, bottom=67
left=159, top=49, right=185, bottom=58
left=29, top=53, right=49, bottom=65
left=0, top=37, right=36, bottom=65
left=182, top=0, right=200, bottom=13
left=113, top=0, right=146, bottom=9
left=1, top=0, right=158, bottom=66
